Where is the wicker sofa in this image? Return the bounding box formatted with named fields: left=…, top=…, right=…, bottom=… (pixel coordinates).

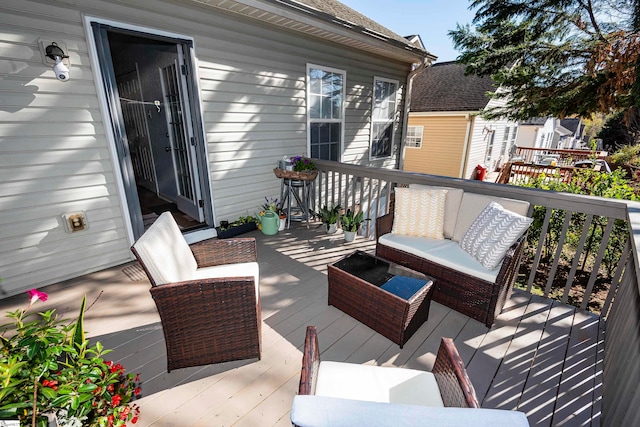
left=376, top=186, right=531, bottom=327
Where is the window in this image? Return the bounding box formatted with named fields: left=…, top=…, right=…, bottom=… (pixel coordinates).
left=370, top=77, right=398, bottom=159
left=500, top=126, right=511, bottom=158
left=406, top=126, right=423, bottom=148
left=307, top=64, right=345, bottom=161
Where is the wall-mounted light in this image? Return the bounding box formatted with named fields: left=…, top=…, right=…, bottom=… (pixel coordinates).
left=45, top=42, right=70, bottom=82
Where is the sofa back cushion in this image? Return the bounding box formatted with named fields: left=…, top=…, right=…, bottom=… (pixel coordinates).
left=132, top=212, right=197, bottom=285
left=409, top=184, right=463, bottom=239
left=452, top=193, right=530, bottom=242
left=392, top=187, right=447, bottom=239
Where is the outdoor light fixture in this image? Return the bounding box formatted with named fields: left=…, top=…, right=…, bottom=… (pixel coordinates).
left=45, top=42, right=70, bottom=82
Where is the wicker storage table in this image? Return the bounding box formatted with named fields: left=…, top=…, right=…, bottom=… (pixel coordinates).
left=327, top=251, right=434, bottom=348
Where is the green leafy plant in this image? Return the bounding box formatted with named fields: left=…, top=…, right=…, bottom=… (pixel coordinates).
left=0, top=290, right=141, bottom=427
left=341, top=209, right=369, bottom=232
left=289, top=155, right=316, bottom=172
left=218, top=215, right=259, bottom=231
left=316, top=204, right=341, bottom=225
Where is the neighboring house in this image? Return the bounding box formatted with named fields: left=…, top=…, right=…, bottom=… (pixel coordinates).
left=0, top=0, right=435, bottom=297
left=405, top=61, right=518, bottom=179
left=515, top=117, right=586, bottom=151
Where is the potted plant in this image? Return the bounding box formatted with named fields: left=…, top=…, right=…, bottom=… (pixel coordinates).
left=0, top=288, right=141, bottom=427
left=341, top=209, right=370, bottom=242
left=216, top=215, right=259, bottom=239
left=316, top=204, right=341, bottom=234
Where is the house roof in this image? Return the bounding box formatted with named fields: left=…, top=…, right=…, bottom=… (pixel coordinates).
left=411, top=61, right=495, bottom=112
left=187, top=0, right=435, bottom=63
left=560, top=118, right=581, bottom=134
left=519, top=117, right=548, bottom=126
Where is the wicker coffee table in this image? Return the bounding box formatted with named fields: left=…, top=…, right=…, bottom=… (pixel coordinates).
left=327, top=250, right=435, bottom=348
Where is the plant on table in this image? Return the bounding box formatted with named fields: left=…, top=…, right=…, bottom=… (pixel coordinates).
left=0, top=289, right=141, bottom=427
left=289, top=155, right=316, bottom=172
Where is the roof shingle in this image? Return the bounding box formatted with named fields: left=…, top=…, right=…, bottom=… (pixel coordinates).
left=411, top=61, right=495, bottom=112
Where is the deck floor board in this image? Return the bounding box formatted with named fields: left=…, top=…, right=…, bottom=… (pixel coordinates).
left=0, top=224, right=602, bottom=426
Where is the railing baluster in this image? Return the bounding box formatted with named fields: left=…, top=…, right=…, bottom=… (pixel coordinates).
left=527, top=206, right=553, bottom=292
left=562, top=214, right=594, bottom=303
left=602, top=238, right=630, bottom=317
left=580, top=219, right=614, bottom=310
left=545, top=210, right=572, bottom=297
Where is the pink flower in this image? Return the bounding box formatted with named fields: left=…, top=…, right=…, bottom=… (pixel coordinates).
left=26, top=289, right=48, bottom=307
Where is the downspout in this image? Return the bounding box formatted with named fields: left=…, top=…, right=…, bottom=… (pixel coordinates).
left=397, top=58, right=430, bottom=170
left=460, top=113, right=473, bottom=178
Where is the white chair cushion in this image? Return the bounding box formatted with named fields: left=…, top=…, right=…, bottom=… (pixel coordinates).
left=316, top=361, right=444, bottom=407
left=192, top=262, right=260, bottom=300
left=392, top=187, right=447, bottom=239
left=459, top=202, right=532, bottom=270
left=409, top=184, right=464, bottom=239
left=378, top=234, right=500, bottom=283
left=291, top=395, right=531, bottom=427
left=452, top=193, right=530, bottom=242
left=132, top=212, right=197, bottom=285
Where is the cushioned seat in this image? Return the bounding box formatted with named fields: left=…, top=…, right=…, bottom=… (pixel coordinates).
left=378, top=234, right=501, bottom=283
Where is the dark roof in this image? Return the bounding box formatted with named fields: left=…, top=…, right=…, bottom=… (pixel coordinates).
left=411, top=61, right=495, bottom=112
left=560, top=118, right=581, bottom=134
left=519, top=117, right=548, bottom=126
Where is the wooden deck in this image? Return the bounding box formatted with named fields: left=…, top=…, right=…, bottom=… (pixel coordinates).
left=0, top=222, right=603, bottom=426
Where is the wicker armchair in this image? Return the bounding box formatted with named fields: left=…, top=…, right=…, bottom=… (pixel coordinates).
left=297, top=326, right=478, bottom=408
left=131, top=212, right=261, bottom=372
left=376, top=211, right=525, bottom=327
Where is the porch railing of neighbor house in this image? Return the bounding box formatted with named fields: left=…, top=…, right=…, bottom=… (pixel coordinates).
left=513, top=147, right=608, bottom=165
left=312, top=159, right=640, bottom=426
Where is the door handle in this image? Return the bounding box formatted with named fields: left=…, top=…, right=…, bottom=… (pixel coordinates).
left=165, top=147, right=172, bottom=152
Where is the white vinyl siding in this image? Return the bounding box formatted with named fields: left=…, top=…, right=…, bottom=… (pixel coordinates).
left=307, top=64, right=345, bottom=161
left=406, top=126, right=423, bottom=148
left=0, top=0, right=411, bottom=297
left=370, top=77, right=398, bottom=159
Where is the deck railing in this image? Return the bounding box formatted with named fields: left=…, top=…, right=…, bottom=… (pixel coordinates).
left=312, top=159, right=640, bottom=426
left=313, top=159, right=630, bottom=315
left=513, top=147, right=608, bottom=165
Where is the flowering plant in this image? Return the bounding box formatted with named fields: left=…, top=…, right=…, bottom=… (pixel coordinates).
left=261, top=197, right=285, bottom=216
left=0, top=289, right=141, bottom=427
left=289, top=155, right=316, bottom=172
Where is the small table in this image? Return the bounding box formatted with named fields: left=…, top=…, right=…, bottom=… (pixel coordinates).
left=327, top=251, right=435, bottom=348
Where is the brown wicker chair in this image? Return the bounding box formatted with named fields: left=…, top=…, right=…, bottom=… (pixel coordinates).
left=376, top=211, right=525, bottom=327
left=131, top=212, right=261, bottom=372
left=297, top=326, right=479, bottom=408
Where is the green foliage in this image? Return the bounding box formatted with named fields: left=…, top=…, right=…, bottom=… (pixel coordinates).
left=517, top=168, right=637, bottom=284
left=598, top=109, right=640, bottom=151
left=340, top=209, right=369, bottom=232
left=0, top=292, right=141, bottom=426
left=316, top=204, right=341, bottom=225
left=449, top=0, right=639, bottom=120
left=289, top=155, right=316, bottom=172
left=609, top=143, right=640, bottom=167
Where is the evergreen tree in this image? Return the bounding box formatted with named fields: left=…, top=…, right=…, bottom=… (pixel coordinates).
left=450, top=0, right=640, bottom=120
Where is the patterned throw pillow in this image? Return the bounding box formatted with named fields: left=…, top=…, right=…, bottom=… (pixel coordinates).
left=459, top=202, right=533, bottom=270
left=391, top=187, right=447, bottom=239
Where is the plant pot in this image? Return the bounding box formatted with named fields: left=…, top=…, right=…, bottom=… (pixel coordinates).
left=325, top=223, right=338, bottom=234
left=216, top=222, right=257, bottom=239
left=344, top=230, right=357, bottom=242
left=279, top=216, right=286, bottom=231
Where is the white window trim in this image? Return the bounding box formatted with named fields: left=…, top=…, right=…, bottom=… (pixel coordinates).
left=306, top=63, right=346, bottom=162
left=406, top=125, right=423, bottom=148
left=369, top=76, right=399, bottom=160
